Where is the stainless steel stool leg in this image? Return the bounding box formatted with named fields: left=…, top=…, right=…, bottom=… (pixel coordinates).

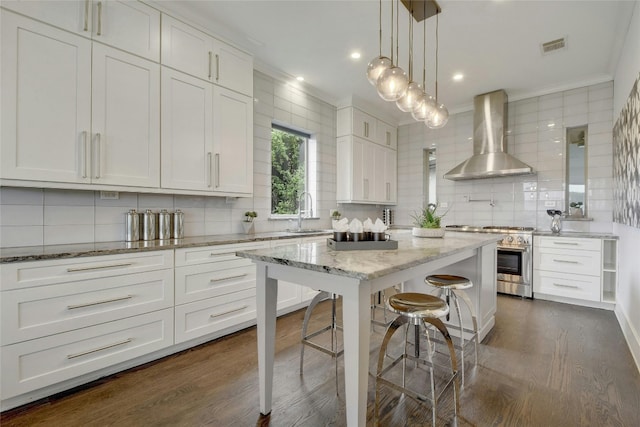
left=375, top=316, right=408, bottom=423
left=451, top=291, right=466, bottom=388
left=454, top=289, right=479, bottom=369
left=299, top=291, right=330, bottom=374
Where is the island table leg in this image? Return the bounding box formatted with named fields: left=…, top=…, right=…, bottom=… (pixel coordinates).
left=256, top=263, right=278, bottom=415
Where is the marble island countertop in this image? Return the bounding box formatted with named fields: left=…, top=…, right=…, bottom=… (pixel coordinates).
left=236, top=231, right=499, bottom=281
left=0, top=230, right=334, bottom=264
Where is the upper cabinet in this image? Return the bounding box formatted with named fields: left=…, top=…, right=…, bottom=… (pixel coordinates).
left=337, top=107, right=397, bottom=149
left=161, top=14, right=252, bottom=96
left=1, top=11, right=160, bottom=188
left=1, top=0, right=160, bottom=61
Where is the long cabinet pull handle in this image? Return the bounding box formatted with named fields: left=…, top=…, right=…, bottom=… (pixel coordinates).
left=208, top=51, right=212, bottom=79
left=552, top=259, right=580, bottom=264
left=96, top=2, right=103, bottom=36
left=210, top=251, right=236, bottom=257
left=386, top=182, right=390, bottom=200
left=67, top=295, right=133, bottom=310
left=83, top=0, right=89, bottom=31
left=94, top=133, right=101, bottom=179
left=552, top=242, right=579, bottom=246
left=210, top=305, right=249, bottom=319
left=215, top=54, right=219, bottom=81
left=553, top=283, right=579, bottom=289
left=207, top=152, right=213, bottom=188
left=67, top=338, right=131, bottom=359
left=209, top=273, right=247, bottom=283
left=215, top=153, right=220, bottom=188
left=67, top=262, right=132, bottom=272
left=81, top=131, right=88, bottom=178
left=386, top=131, right=391, bottom=145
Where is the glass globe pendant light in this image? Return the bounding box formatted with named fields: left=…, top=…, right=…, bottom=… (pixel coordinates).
left=411, top=11, right=437, bottom=121
left=396, top=9, right=422, bottom=112
left=376, top=0, right=408, bottom=101
left=426, top=13, right=449, bottom=129
left=366, top=0, right=391, bottom=85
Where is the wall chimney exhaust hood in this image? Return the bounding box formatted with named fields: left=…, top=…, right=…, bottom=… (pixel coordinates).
left=444, top=90, right=534, bottom=180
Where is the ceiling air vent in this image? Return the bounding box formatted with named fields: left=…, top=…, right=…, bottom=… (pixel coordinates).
left=541, top=37, right=567, bottom=55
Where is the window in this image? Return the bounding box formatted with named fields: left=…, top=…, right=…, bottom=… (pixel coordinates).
left=271, top=125, right=311, bottom=215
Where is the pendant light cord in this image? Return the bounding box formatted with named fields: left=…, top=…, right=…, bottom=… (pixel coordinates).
left=396, top=0, right=399, bottom=65
left=422, top=2, right=427, bottom=88
left=378, top=0, right=382, bottom=57
left=408, top=5, right=413, bottom=80
left=390, top=0, right=394, bottom=63
left=435, top=13, right=439, bottom=101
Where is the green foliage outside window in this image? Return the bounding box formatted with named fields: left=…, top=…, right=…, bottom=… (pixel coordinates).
left=271, top=129, right=306, bottom=214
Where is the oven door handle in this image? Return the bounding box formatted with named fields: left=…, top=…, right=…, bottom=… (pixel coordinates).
left=498, top=246, right=529, bottom=252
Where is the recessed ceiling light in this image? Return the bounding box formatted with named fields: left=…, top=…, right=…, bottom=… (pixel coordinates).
left=296, top=76, right=304, bottom=82
left=453, top=73, right=464, bottom=81
left=350, top=51, right=361, bottom=59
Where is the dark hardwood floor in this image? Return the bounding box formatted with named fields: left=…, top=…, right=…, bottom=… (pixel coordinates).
left=3, top=295, right=640, bottom=426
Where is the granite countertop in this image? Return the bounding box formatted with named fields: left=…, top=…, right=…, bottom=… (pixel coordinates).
left=236, top=231, right=499, bottom=281
left=0, top=230, right=333, bottom=264
left=533, top=230, right=619, bottom=239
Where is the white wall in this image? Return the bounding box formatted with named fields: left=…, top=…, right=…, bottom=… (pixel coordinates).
left=397, top=82, right=614, bottom=233
left=612, top=0, right=640, bottom=369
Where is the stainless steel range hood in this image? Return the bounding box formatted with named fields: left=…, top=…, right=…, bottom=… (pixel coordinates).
left=444, top=90, right=534, bottom=180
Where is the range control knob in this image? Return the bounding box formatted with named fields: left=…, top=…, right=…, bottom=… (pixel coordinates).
left=517, top=236, right=524, bottom=245
left=505, top=235, right=514, bottom=243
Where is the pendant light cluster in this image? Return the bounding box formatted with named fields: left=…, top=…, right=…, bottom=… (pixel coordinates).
left=366, top=0, right=448, bottom=129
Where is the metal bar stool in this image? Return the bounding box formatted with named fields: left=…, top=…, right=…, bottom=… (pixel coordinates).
left=300, top=291, right=342, bottom=393
left=375, top=293, right=459, bottom=427
left=425, top=274, right=479, bottom=388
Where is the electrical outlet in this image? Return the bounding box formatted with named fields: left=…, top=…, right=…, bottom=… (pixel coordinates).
left=544, top=201, right=555, bottom=207
left=100, top=191, right=119, bottom=200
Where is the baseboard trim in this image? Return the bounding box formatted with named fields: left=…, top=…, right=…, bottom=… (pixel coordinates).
left=615, top=304, right=640, bottom=374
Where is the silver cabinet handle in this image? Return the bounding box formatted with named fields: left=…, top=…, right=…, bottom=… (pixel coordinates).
left=67, top=262, right=132, bottom=272
left=209, top=273, right=247, bottom=283
left=210, top=251, right=236, bottom=257
left=96, top=1, right=103, bottom=36
left=215, top=153, right=220, bottom=188
left=552, top=241, right=579, bottom=246
left=210, top=305, right=248, bottom=319
left=67, top=338, right=131, bottom=359
left=363, top=178, right=369, bottom=199
left=207, top=152, right=212, bottom=187
left=81, top=131, right=88, bottom=178
left=386, top=182, right=390, bottom=201
left=83, top=0, right=90, bottom=31
left=93, top=133, right=101, bottom=179
left=553, top=282, right=578, bottom=289
left=67, top=295, right=133, bottom=310
left=208, top=51, right=212, bottom=80
left=364, top=122, right=368, bottom=138
left=552, top=259, right=580, bottom=264
left=215, top=54, right=220, bottom=81
left=386, top=131, right=391, bottom=145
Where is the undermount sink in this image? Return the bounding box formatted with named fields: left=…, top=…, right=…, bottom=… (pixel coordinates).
left=286, top=229, right=329, bottom=234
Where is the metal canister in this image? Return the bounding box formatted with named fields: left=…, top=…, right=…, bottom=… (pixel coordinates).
left=383, top=209, right=394, bottom=227
left=125, top=209, right=139, bottom=241
left=158, top=209, right=171, bottom=240
left=141, top=209, right=156, bottom=241
left=172, top=209, right=184, bottom=239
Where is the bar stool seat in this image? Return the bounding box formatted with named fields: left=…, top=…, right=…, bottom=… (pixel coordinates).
left=375, top=292, right=459, bottom=426
left=425, top=274, right=479, bottom=388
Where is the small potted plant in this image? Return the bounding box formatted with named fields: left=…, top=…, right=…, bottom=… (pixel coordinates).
left=331, top=210, right=341, bottom=220
left=242, top=211, right=257, bottom=233
left=569, top=202, right=584, bottom=217
left=411, top=203, right=448, bottom=238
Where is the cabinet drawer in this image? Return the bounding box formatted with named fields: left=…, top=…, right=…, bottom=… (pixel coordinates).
left=0, top=251, right=173, bottom=290
left=174, top=242, right=269, bottom=267
left=535, top=248, right=601, bottom=276
left=534, top=270, right=600, bottom=302
left=535, top=236, right=601, bottom=251
left=175, top=262, right=256, bottom=305
left=2, top=269, right=174, bottom=345
left=174, top=288, right=256, bottom=344
left=1, top=308, right=173, bottom=399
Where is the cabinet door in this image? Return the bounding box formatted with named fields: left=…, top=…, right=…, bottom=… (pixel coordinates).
left=362, top=141, right=375, bottom=201
left=212, top=38, right=253, bottom=96
left=212, top=87, right=253, bottom=195
left=91, top=0, right=160, bottom=61
left=384, top=148, right=397, bottom=203
left=352, top=108, right=377, bottom=142
left=1, top=0, right=91, bottom=36
left=91, top=43, right=160, bottom=187
left=1, top=11, right=92, bottom=183
left=161, top=68, right=213, bottom=191
left=161, top=14, right=214, bottom=82
left=377, top=120, right=397, bottom=149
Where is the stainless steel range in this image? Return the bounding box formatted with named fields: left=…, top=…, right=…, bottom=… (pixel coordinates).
left=445, top=225, right=534, bottom=298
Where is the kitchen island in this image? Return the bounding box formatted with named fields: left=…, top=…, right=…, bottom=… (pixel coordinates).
left=236, top=230, right=498, bottom=427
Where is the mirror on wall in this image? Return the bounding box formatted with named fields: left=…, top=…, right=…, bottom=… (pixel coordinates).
left=566, top=125, right=588, bottom=217
left=423, top=148, right=437, bottom=206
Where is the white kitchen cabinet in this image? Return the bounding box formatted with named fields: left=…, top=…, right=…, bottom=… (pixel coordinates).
left=1, top=11, right=92, bottom=183
left=2, top=0, right=160, bottom=61
left=383, top=147, right=397, bottom=203
left=337, top=106, right=397, bottom=148
left=160, top=14, right=252, bottom=96
left=1, top=10, right=160, bottom=188
left=161, top=67, right=214, bottom=191
left=212, top=86, right=254, bottom=195
left=91, top=43, right=160, bottom=187
left=377, top=120, right=398, bottom=149
left=533, top=235, right=618, bottom=308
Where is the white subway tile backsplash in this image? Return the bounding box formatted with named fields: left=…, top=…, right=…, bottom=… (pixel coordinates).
left=0, top=226, right=43, bottom=247
left=45, top=206, right=94, bottom=226
left=0, top=187, right=43, bottom=205
left=44, top=225, right=93, bottom=245
left=44, top=189, right=94, bottom=206
left=0, top=205, right=43, bottom=226
left=94, top=206, right=126, bottom=225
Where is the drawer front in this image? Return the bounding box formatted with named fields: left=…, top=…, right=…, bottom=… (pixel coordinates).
left=174, top=242, right=269, bottom=267
left=535, top=236, right=601, bottom=251
left=2, top=269, right=174, bottom=345
left=1, top=251, right=174, bottom=290
left=535, top=247, right=601, bottom=276
left=1, top=309, right=174, bottom=399
left=534, top=270, right=601, bottom=302
left=174, top=288, right=256, bottom=344
left=175, top=262, right=256, bottom=305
